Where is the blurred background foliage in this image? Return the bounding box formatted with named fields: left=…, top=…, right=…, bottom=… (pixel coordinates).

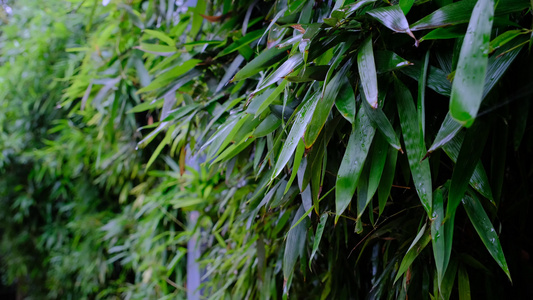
left=0, top=0, right=532, bottom=299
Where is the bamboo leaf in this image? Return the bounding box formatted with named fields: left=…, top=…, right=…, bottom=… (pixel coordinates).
left=283, top=206, right=309, bottom=281
left=363, top=95, right=402, bottom=152
left=309, top=213, right=328, bottom=266
left=394, top=224, right=431, bottom=283
left=378, top=146, right=398, bottom=216
left=305, top=59, right=352, bottom=148
left=431, top=187, right=452, bottom=287
left=272, top=92, right=320, bottom=180
left=143, top=29, right=175, bottom=46
left=462, top=193, right=511, bottom=281
left=255, top=54, right=303, bottom=93
left=357, top=36, right=378, bottom=109
left=335, top=107, right=376, bottom=223
left=449, top=0, right=495, bottom=127
left=399, top=0, right=415, bottom=15
left=233, top=45, right=291, bottom=81
left=374, top=50, right=412, bottom=74
left=395, top=78, right=432, bottom=214
left=447, top=121, right=489, bottom=217
left=367, top=5, right=418, bottom=45
left=427, top=112, right=462, bottom=154
left=442, top=130, right=494, bottom=201
left=335, top=77, right=356, bottom=123
left=216, top=29, right=265, bottom=58
left=137, top=59, right=201, bottom=93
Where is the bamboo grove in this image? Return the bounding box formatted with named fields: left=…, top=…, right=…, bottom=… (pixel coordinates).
left=1, top=0, right=532, bottom=298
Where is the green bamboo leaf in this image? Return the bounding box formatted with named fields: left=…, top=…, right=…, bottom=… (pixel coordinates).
left=216, top=29, right=265, bottom=58
left=462, top=193, right=511, bottom=281
left=215, top=55, right=245, bottom=93
left=254, top=115, right=282, bottom=138
left=442, top=130, right=494, bottom=201
left=431, top=187, right=453, bottom=287
left=394, top=224, right=431, bottom=283
left=255, top=54, right=303, bottom=93
left=374, top=50, right=412, bottom=74
left=395, top=78, right=432, bottom=214
left=286, top=65, right=329, bottom=82
left=449, top=0, right=494, bottom=127
left=378, top=146, right=397, bottom=216
left=335, top=77, right=356, bottom=123
left=362, top=132, right=388, bottom=217
left=362, top=95, right=402, bottom=152
left=304, top=59, right=352, bottom=148
left=458, top=265, right=471, bottom=300
left=343, top=0, right=377, bottom=18
left=143, top=29, right=175, bottom=46
left=410, top=0, right=528, bottom=31
left=136, top=43, right=177, bottom=55
left=447, top=122, right=489, bottom=217
left=367, top=5, right=418, bottom=45
left=399, top=0, right=415, bottom=15
left=357, top=36, right=378, bottom=109
left=419, top=26, right=466, bottom=43
left=427, top=112, right=462, bottom=154
left=249, top=80, right=288, bottom=116
left=309, top=213, right=328, bottom=267
left=356, top=162, right=370, bottom=218
left=272, top=92, right=320, bottom=180
left=440, top=258, right=458, bottom=300
left=418, top=51, right=429, bottom=138
left=285, top=139, right=305, bottom=194
left=335, top=107, right=376, bottom=223
left=283, top=205, right=309, bottom=281
left=233, top=45, right=291, bottom=81
left=489, top=29, right=529, bottom=52
left=137, top=59, right=201, bottom=93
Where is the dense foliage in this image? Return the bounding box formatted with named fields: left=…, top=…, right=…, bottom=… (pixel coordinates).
left=1, top=0, right=532, bottom=299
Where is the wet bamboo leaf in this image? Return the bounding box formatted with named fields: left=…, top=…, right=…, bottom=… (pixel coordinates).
left=374, top=50, right=412, bottom=74
left=254, top=115, right=282, bottom=138
left=418, top=51, right=429, bottom=138
left=366, top=132, right=388, bottom=206
left=215, top=55, right=245, bottom=93
left=440, top=258, right=458, bottom=300
left=251, top=80, right=288, bottom=116
left=378, top=146, right=397, bottom=216
left=305, top=59, right=352, bottom=148
left=394, top=224, right=431, bottom=283
left=343, top=0, right=377, bottom=18
left=367, top=5, right=418, bottom=45
left=431, top=187, right=452, bottom=287
left=442, top=130, right=494, bottom=201
left=489, top=29, right=529, bottom=53
left=449, top=0, right=494, bottom=127
left=335, top=107, right=376, bottom=223
left=216, top=29, right=265, bottom=58
left=462, top=193, right=511, bottom=281
left=283, top=205, right=309, bottom=281
left=335, top=77, right=356, bottom=123
left=447, top=122, right=489, bottom=217
left=399, top=0, right=415, bottom=15
left=233, top=45, right=291, bottom=81
left=357, top=36, right=378, bottom=109
left=410, top=0, right=528, bottom=31
left=427, top=112, right=462, bottom=155
left=395, top=78, right=432, bottom=214
left=363, top=94, right=402, bottom=152
left=286, top=65, right=329, bottom=82
left=309, top=213, right=328, bottom=266
left=285, top=139, right=305, bottom=194
left=272, top=92, right=320, bottom=180
left=256, top=54, right=304, bottom=93
left=419, top=26, right=466, bottom=43
left=137, top=59, right=201, bottom=93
